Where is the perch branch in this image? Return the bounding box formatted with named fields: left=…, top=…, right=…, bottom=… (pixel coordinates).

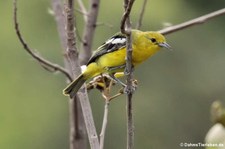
left=13, top=0, right=72, bottom=81
left=121, top=0, right=135, bottom=149
left=159, top=8, right=225, bottom=35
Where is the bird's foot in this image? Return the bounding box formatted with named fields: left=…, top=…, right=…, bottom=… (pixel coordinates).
left=123, top=79, right=138, bottom=94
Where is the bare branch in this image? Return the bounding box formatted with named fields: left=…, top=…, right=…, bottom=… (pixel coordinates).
left=79, top=0, right=100, bottom=65
left=13, top=0, right=72, bottom=81
left=51, top=0, right=75, bottom=79
left=51, top=1, right=87, bottom=149
left=68, top=96, right=87, bottom=149
left=125, top=33, right=134, bottom=149
left=99, top=76, right=114, bottom=149
left=65, top=0, right=79, bottom=60
left=120, top=0, right=135, bottom=149
left=65, top=1, right=87, bottom=148
left=99, top=78, right=137, bottom=149
left=136, top=0, right=147, bottom=29
left=65, top=1, right=100, bottom=149
left=159, top=8, right=225, bottom=35
left=77, top=90, right=100, bottom=149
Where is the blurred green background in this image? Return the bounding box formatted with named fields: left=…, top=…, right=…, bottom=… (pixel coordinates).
left=1, top=0, right=225, bottom=149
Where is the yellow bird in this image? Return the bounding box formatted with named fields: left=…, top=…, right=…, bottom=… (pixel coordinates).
left=63, top=29, right=171, bottom=97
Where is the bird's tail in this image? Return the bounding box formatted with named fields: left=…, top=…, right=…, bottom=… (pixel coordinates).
left=63, top=74, right=86, bottom=98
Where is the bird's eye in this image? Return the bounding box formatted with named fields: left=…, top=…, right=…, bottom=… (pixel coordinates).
left=151, top=38, right=156, bottom=43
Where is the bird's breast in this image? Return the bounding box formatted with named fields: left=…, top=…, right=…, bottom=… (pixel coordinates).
left=132, top=45, right=160, bottom=66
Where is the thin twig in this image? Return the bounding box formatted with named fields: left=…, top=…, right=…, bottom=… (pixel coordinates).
left=75, top=8, right=88, bottom=17
left=79, top=0, right=100, bottom=65
left=65, top=1, right=100, bottom=149
left=108, top=92, right=123, bottom=101
left=74, top=17, right=85, bottom=44
left=121, top=0, right=135, bottom=149
left=99, top=77, right=114, bottom=149
left=13, top=0, right=72, bottom=81
left=136, top=0, right=147, bottom=29
left=76, top=0, right=88, bottom=22
left=99, top=100, right=109, bottom=149
left=96, top=22, right=114, bottom=28
left=159, top=8, right=225, bottom=35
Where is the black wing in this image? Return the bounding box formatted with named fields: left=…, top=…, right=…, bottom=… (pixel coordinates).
left=87, top=32, right=126, bottom=65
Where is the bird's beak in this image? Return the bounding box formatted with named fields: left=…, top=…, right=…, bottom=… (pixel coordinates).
left=158, top=42, right=172, bottom=50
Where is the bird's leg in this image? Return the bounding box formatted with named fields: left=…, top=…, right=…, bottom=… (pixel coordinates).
left=108, top=73, right=127, bottom=87
left=107, top=64, right=137, bottom=93
left=108, top=73, right=138, bottom=95
left=106, top=64, right=126, bottom=87
left=107, top=64, right=126, bottom=71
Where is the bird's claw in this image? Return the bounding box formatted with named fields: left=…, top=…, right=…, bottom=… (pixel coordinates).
left=123, top=79, right=138, bottom=94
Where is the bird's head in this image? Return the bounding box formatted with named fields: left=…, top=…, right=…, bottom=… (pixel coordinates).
left=144, top=31, right=171, bottom=50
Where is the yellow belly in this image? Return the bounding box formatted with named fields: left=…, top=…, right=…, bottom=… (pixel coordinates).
left=97, top=48, right=126, bottom=68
